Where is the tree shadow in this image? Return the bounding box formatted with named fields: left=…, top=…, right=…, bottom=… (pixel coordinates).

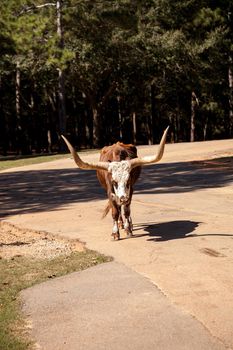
left=134, top=156, right=233, bottom=195
left=0, top=168, right=105, bottom=218
left=0, top=155, right=232, bottom=218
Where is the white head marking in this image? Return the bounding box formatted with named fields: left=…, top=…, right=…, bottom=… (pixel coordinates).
left=108, top=161, right=131, bottom=183
left=108, top=161, right=131, bottom=204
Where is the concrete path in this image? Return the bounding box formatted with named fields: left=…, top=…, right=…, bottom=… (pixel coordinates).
left=1, top=139, right=233, bottom=349
left=21, top=262, right=226, bottom=350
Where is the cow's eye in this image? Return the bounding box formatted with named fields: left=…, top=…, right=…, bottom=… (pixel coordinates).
left=112, top=181, right=118, bottom=188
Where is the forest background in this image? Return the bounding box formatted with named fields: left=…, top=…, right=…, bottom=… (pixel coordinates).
left=0, top=0, right=232, bottom=155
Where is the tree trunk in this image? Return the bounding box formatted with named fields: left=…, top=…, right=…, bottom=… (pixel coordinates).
left=15, top=61, right=21, bottom=154
left=203, top=117, right=208, bottom=141
left=47, top=130, right=52, bottom=153
left=117, top=95, right=123, bottom=140
left=228, top=7, right=233, bottom=137
left=0, top=76, right=7, bottom=155
left=85, top=121, right=91, bottom=147
left=16, top=61, right=20, bottom=128
left=132, top=112, right=137, bottom=144
left=150, top=84, right=156, bottom=143
left=31, top=80, right=41, bottom=153
left=228, top=57, right=233, bottom=136
left=146, top=115, right=153, bottom=145
left=92, top=105, right=101, bottom=148
left=57, top=67, right=66, bottom=135
left=175, top=92, right=181, bottom=142
left=190, top=91, right=198, bottom=142
left=47, top=88, right=56, bottom=152
left=56, top=0, right=67, bottom=145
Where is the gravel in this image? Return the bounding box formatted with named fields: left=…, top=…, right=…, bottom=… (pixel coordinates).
left=0, top=221, right=84, bottom=260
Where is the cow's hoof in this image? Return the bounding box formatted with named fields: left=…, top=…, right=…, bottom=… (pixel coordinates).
left=111, top=233, right=120, bottom=241
left=125, top=230, right=133, bottom=238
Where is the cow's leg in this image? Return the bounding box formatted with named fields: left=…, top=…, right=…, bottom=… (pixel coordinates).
left=123, top=204, right=133, bottom=237
left=112, top=204, right=120, bottom=240
left=118, top=206, right=124, bottom=229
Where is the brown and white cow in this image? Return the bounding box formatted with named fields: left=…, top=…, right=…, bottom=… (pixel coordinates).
left=61, top=127, right=169, bottom=240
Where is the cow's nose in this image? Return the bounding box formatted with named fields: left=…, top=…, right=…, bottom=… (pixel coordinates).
left=120, top=196, right=127, bottom=203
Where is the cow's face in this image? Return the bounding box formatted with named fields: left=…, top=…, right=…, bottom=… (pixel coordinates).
left=108, top=161, right=131, bottom=205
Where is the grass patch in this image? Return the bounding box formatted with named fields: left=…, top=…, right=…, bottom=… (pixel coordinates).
left=0, top=154, right=69, bottom=171
left=0, top=148, right=99, bottom=172
left=0, top=251, right=112, bottom=350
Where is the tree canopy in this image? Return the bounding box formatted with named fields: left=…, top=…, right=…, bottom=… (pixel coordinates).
left=0, top=0, right=232, bottom=154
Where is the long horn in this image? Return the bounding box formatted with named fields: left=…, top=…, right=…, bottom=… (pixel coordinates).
left=61, top=135, right=109, bottom=171
left=130, top=126, right=169, bottom=168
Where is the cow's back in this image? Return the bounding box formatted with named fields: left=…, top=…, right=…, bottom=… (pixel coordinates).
left=100, top=142, right=137, bottom=161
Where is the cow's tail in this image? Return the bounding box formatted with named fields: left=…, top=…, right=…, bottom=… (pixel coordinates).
left=102, top=201, right=111, bottom=219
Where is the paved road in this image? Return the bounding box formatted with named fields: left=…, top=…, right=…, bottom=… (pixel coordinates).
left=21, top=262, right=226, bottom=350
left=1, top=139, right=233, bottom=349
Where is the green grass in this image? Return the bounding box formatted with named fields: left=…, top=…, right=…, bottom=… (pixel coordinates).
left=0, top=251, right=112, bottom=350
left=0, top=154, right=69, bottom=171
left=0, top=148, right=99, bottom=171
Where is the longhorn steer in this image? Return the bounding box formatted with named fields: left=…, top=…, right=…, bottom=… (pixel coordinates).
left=62, top=127, right=169, bottom=240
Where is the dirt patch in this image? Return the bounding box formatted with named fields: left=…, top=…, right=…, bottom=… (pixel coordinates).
left=0, top=221, right=84, bottom=260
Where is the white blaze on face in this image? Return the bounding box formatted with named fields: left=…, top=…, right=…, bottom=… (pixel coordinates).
left=108, top=161, right=131, bottom=204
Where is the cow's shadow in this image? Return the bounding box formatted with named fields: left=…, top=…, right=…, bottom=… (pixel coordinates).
left=132, top=220, right=200, bottom=241
left=131, top=220, right=233, bottom=241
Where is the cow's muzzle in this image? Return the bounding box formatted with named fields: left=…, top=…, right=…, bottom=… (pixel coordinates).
left=120, top=195, right=128, bottom=204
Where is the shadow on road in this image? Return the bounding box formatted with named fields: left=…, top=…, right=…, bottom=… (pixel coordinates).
left=133, top=220, right=200, bottom=241
left=132, top=220, right=233, bottom=242
left=135, top=156, right=233, bottom=195
left=0, top=168, right=105, bottom=218
left=0, top=156, right=232, bottom=218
